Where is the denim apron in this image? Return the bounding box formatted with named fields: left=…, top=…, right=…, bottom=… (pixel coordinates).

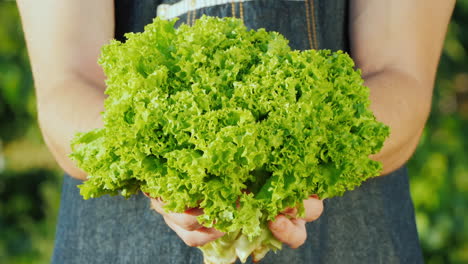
left=52, top=1, right=424, bottom=263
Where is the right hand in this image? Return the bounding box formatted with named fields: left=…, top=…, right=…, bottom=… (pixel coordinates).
left=268, top=195, right=324, bottom=249
left=146, top=194, right=225, bottom=247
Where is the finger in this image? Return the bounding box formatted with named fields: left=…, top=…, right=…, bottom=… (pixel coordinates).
left=150, top=198, right=204, bottom=231
left=149, top=197, right=166, bottom=214
left=303, top=197, right=324, bottom=222
left=150, top=197, right=204, bottom=217
left=281, top=207, right=298, bottom=218
left=184, top=207, right=204, bottom=216
left=166, top=212, right=204, bottom=231
left=268, top=215, right=307, bottom=249
left=280, top=196, right=323, bottom=221
left=164, top=215, right=224, bottom=247
left=195, top=226, right=225, bottom=237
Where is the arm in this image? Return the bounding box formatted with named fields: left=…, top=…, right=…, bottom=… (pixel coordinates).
left=350, top=0, right=455, bottom=175
left=16, top=0, right=114, bottom=180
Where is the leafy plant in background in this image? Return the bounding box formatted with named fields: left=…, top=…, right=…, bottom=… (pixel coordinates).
left=0, top=169, right=61, bottom=264
left=0, top=1, right=62, bottom=264
left=0, top=0, right=34, bottom=142
left=407, top=2, right=468, bottom=263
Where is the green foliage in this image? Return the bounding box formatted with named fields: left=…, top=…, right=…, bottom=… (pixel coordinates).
left=71, top=17, right=388, bottom=263
left=0, top=1, right=35, bottom=142
left=0, top=2, right=61, bottom=264
left=0, top=169, right=61, bottom=264
left=407, top=2, right=468, bottom=263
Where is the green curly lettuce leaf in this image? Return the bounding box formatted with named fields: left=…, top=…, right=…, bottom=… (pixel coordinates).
left=70, top=16, right=389, bottom=263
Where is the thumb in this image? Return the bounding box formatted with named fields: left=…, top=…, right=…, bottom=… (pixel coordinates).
left=268, top=215, right=307, bottom=249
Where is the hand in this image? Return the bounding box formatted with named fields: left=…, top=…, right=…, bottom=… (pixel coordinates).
left=147, top=194, right=225, bottom=247
left=268, top=195, right=324, bottom=249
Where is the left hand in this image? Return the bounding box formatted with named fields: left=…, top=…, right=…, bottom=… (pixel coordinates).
left=268, top=195, right=324, bottom=249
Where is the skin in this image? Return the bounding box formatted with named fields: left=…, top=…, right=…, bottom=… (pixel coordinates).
left=17, top=0, right=454, bottom=249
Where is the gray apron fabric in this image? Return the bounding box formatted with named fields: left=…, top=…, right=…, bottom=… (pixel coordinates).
left=52, top=1, right=424, bottom=263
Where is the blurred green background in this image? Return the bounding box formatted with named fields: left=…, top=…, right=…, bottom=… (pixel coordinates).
left=0, top=1, right=467, bottom=263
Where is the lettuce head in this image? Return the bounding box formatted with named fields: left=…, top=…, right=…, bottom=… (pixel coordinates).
left=70, top=16, right=389, bottom=264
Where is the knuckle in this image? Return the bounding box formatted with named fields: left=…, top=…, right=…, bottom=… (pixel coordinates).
left=269, top=222, right=282, bottom=234
left=269, top=216, right=287, bottom=233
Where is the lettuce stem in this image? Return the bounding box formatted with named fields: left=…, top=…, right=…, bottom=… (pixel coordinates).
left=199, top=225, right=282, bottom=264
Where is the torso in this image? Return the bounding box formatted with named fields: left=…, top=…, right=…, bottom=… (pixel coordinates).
left=51, top=1, right=424, bottom=263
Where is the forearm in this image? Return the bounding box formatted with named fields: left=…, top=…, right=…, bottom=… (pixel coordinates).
left=364, top=68, right=432, bottom=175
left=37, top=75, right=106, bottom=180
left=16, top=0, right=114, bottom=180
left=348, top=0, right=454, bottom=175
